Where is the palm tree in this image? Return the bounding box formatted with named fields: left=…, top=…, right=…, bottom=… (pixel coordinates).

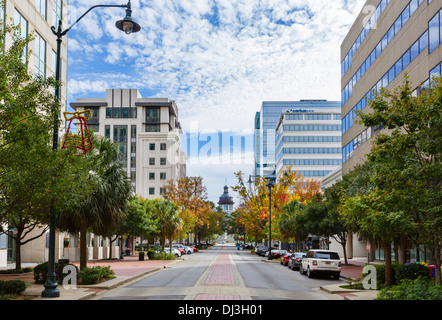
left=151, top=199, right=182, bottom=252
left=58, top=135, right=132, bottom=269
left=278, top=200, right=308, bottom=252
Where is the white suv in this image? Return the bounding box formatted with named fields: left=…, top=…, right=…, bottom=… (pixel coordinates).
left=300, top=249, right=341, bottom=279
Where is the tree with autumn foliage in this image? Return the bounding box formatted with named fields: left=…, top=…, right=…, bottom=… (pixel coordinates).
left=232, top=167, right=322, bottom=246
left=162, top=176, right=217, bottom=245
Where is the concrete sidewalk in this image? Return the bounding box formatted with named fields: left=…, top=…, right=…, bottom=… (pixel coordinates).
left=0, top=255, right=185, bottom=300
left=1, top=254, right=381, bottom=300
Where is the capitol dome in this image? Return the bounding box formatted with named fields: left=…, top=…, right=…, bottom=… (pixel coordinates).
left=218, top=185, right=234, bottom=213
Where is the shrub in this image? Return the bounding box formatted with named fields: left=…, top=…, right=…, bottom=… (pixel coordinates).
left=362, top=264, right=396, bottom=288
left=33, top=261, right=79, bottom=284
left=147, top=249, right=156, bottom=259
left=152, top=252, right=176, bottom=260
left=0, top=280, right=27, bottom=295
left=395, top=263, right=430, bottom=283
left=0, top=267, right=33, bottom=274
left=376, top=277, right=442, bottom=300
left=79, top=265, right=115, bottom=285
left=362, top=263, right=431, bottom=288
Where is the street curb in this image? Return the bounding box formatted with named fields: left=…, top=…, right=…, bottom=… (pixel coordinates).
left=80, top=258, right=185, bottom=290
left=24, top=258, right=186, bottom=300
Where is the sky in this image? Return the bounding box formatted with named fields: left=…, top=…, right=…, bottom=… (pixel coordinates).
left=66, top=0, right=366, bottom=204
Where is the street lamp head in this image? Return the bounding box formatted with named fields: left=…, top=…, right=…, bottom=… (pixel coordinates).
left=116, top=1, right=141, bottom=35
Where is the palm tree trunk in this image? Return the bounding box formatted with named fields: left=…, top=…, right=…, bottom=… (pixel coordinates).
left=109, top=236, right=113, bottom=259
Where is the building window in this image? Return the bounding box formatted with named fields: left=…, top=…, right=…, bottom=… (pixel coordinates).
left=52, top=0, right=62, bottom=28
left=146, top=124, right=160, bottom=132
left=160, top=158, right=166, bottom=165
left=114, top=125, right=128, bottom=169
left=149, top=158, right=155, bottom=165
left=149, top=143, right=155, bottom=150
left=160, top=173, right=166, bottom=180
left=35, top=0, right=47, bottom=19
left=160, top=143, right=166, bottom=151
left=149, top=173, right=155, bottom=180
left=105, top=107, right=137, bottom=119
left=145, top=107, right=160, bottom=132
left=146, top=107, right=160, bottom=123
left=105, top=125, right=110, bottom=139
left=130, top=125, right=136, bottom=187
left=149, top=188, right=155, bottom=195
left=14, top=9, right=28, bottom=62
left=429, top=10, right=440, bottom=54
left=160, top=188, right=165, bottom=195
left=34, top=33, right=46, bottom=79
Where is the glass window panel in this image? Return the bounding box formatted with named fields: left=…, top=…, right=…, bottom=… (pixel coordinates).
left=395, top=58, right=403, bottom=75
left=14, top=9, right=28, bottom=61
left=401, top=5, right=410, bottom=26
left=394, top=17, right=401, bottom=36
left=429, top=12, right=440, bottom=53
left=35, top=0, right=47, bottom=19
left=402, top=49, right=410, bottom=68
left=381, top=34, right=388, bottom=51
left=52, top=0, right=62, bottom=28
left=376, top=41, right=382, bottom=58
left=420, top=30, right=428, bottom=52
left=411, top=41, right=419, bottom=61
left=388, top=66, right=395, bottom=84
left=409, top=0, right=418, bottom=16
left=34, top=33, right=46, bottom=79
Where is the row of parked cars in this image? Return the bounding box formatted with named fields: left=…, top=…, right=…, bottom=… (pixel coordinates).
left=165, top=244, right=197, bottom=257
left=256, top=246, right=342, bottom=280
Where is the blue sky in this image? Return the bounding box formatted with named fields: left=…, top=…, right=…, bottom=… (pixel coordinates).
left=66, top=0, right=366, bottom=204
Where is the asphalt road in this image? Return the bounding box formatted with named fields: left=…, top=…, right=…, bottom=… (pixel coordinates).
left=92, top=244, right=343, bottom=300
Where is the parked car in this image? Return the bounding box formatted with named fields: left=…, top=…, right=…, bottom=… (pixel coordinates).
left=184, top=246, right=193, bottom=254
left=280, top=251, right=294, bottom=266
left=256, top=246, right=268, bottom=256
left=300, top=249, right=341, bottom=279
left=172, top=244, right=185, bottom=255
left=271, top=249, right=286, bottom=259
left=164, top=247, right=181, bottom=257
left=288, top=252, right=306, bottom=270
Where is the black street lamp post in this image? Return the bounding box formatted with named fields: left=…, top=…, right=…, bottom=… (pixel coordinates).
left=41, top=1, right=140, bottom=298
left=247, top=175, right=275, bottom=260
left=267, top=179, right=274, bottom=260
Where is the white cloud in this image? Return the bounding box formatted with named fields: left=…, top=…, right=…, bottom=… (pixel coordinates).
left=67, top=0, right=366, bottom=198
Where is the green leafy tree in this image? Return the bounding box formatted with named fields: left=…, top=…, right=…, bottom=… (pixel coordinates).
left=117, top=196, right=159, bottom=249
left=356, top=76, right=442, bottom=285
left=151, top=199, right=181, bottom=252
left=0, top=16, right=91, bottom=270
left=278, top=200, right=308, bottom=252
left=57, top=135, right=132, bottom=269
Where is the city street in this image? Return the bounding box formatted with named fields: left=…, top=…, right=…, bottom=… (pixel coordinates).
left=92, top=244, right=343, bottom=300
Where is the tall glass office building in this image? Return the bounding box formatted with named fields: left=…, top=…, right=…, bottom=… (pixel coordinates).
left=341, top=0, right=442, bottom=175
left=275, top=101, right=342, bottom=180
left=255, top=100, right=341, bottom=180
left=340, top=0, right=442, bottom=263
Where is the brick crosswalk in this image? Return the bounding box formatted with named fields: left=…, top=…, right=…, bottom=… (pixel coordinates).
left=196, top=253, right=240, bottom=300
left=204, top=253, right=236, bottom=285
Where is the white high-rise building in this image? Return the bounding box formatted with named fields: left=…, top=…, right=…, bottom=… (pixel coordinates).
left=70, top=89, right=187, bottom=199
left=275, top=100, right=342, bottom=181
